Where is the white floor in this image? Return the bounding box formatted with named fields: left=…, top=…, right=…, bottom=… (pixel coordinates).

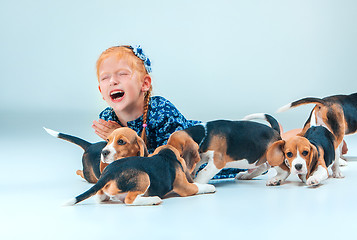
left=1, top=111, right=357, bottom=240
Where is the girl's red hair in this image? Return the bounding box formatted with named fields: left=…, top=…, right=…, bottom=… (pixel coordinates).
left=96, top=46, right=152, bottom=145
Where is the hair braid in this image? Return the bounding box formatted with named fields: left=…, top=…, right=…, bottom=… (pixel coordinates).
left=141, top=87, right=152, bottom=145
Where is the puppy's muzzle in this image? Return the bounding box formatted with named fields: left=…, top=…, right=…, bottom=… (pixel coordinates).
left=294, top=163, right=303, bottom=171
left=101, top=149, right=113, bottom=163
left=292, top=163, right=307, bottom=174
left=102, top=150, right=110, bottom=158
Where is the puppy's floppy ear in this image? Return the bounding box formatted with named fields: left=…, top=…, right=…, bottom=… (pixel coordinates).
left=182, top=141, right=201, bottom=174
left=266, top=140, right=286, bottom=166
left=136, top=136, right=149, bottom=157
left=307, top=144, right=319, bottom=178
left=167, top=131, right=201, bottom=174
left=99, top=162, right=109, bottom=173
left=174, top=153, right=195, bottom=183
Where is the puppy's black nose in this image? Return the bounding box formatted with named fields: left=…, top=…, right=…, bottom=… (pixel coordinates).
left=102, top=150, right=110, bottom=158
left=295, top=164, right=303, bottom=171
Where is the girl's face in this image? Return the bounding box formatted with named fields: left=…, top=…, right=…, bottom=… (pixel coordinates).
left=98, top=55, right=151, bottom=115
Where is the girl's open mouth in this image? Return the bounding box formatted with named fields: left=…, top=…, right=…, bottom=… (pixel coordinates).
left=110, top=90, right=125, bottom=102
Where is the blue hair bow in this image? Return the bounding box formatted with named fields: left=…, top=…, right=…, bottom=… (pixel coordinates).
left=131, top=45, right=152, bottom=74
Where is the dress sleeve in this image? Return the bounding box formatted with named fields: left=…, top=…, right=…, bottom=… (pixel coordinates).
left=151, top=97, right=200, bottom=147
left=99, top=107, right=122, bottom=124
left=99, top=107, right=112, bottom=121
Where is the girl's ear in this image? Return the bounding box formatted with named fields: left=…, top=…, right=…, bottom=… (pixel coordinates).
left=141, top=75, right=152, bottom=92
left=98, top=86, right=105, bottom=100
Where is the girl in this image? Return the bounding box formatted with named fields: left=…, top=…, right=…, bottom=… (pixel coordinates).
left=92, top=45, right=200, bottom=154
left=92, top=44, right=241, bottom=179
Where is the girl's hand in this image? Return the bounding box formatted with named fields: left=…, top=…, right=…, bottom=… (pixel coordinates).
left=92, top=119, right=121, bottom=140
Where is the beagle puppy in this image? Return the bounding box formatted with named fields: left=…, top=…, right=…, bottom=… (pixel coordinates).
left=101, top=128, right=148, bottom=164
left=168, top=113, right=283, bottom=184
left=281, top=128, right=303, bottom=140
left=266, top=126, right=340, bottom=186
left=44, top=127, right=148, bottom=183
left=281, top=128, right=348, bottom=165
left=278, top=92, right=357, bottom=166
left=65, top=145, right=216, bottom=206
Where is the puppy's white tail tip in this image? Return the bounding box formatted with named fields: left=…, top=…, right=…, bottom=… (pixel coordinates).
left=43, top=127, right=59, bottom=138
left=277, top=103, right=292, bottom=113
left=243, top=113, right=266, bottom=121
left=62, top=198, right=77, bottom=207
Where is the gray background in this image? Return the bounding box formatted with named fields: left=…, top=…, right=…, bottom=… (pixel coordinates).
left=1, top=0, right=356, bottom=141
left=1, top=1, right=357, bottom=239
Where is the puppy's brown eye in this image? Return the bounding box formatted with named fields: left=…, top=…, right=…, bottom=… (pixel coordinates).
left=117, top=139, right=126, bottom=145
left=287, top=152, right=293, bottom=158
left=302, top=151, right=308, bottom=156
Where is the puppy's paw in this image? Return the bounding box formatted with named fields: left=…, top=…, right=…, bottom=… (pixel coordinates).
left=149, top=196, right=163, bottom=205
left=145, top=196, right=163, bottom=205
left=128, top=196, right=163, bottom=206
left=194, top=183, right=216, bottom=194
left=266, top=177, right=283, bottom=186
left=339, top=158, right=348, bottom=167
left=96, top=194, right=110, bottom=203
left=306, top=176, right=321, bottom=186
left=333, top=171, right=345, bottom=179
left=236, top=172, right=253, bottom=180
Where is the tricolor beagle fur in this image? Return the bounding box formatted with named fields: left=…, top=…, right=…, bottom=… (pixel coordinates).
left=44, top=127, right=148, bottom=183
left=66, top=145, right=216, bottom=206
left=168, top=113, right=283, bottom=184
left=281, top=128, right=349, bottom=164
left=278, top=93, right=357, bottom=161
left=101, top=128, right=148, bottom=164
left=266, top=126, right=340, bottom=186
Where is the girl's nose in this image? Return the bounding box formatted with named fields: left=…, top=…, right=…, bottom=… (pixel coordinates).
left=109, top=75, right=119, bottom=85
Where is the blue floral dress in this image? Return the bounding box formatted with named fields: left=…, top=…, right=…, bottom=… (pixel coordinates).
left=99, top=96, right=242, bottom=180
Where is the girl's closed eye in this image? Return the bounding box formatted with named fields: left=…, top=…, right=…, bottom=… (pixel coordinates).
left=100, top=75, right=110, bottom=81
left=117, top=71, right=130, bottom=78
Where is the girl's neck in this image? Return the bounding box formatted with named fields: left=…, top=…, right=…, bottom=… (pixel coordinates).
left=114, top=101, right=145, bottom=126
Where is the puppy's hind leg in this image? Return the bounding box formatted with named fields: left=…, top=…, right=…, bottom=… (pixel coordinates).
left=76, top=170, right=85, bottom=179
left=339, top=142, right=348, bottom=166
left=194, top=183, right=216, bottom=194
left=171, top=171, right=216, bottom=197
left=95, top=189, right=110, bottom=203
left=192, top=157, right=207, bottom=177
left=237, top=163, right=270, bottom=180
left=194, top=151, right=222, bottom=184
left=124, top=173, right=162, bottom=206
left=332, top=142, right=345, bottom=179
left=77, top=169, right=98, bottom=183
left=125, top=192, right=163, bottom=206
